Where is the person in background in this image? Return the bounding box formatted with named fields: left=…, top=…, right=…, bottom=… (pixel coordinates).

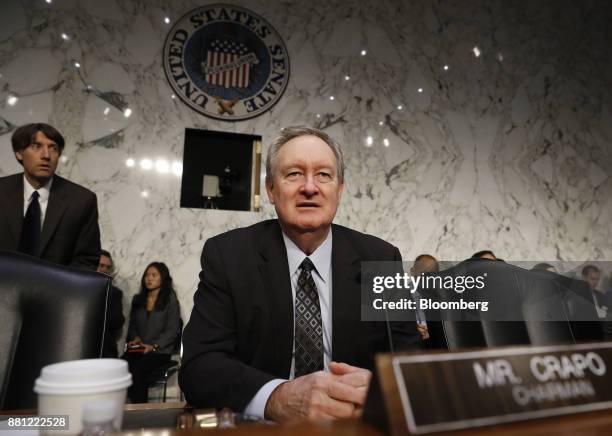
left=96, top=249, right=125, bottom=358
left=0, top=123, right=101, bottom=269
left=471, top=250, right=496, bottom=260
left=410, top=254, right=440, bottom=341
left=123, top=262, right=181, bottom=403
left=532, top=262, right=557, bottom=273
left=582, top=264, right=608, bottom=318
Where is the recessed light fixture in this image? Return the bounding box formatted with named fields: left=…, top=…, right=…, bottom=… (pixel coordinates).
left=140, top=159, right=152, bottom=170
left=329, top=96, right=335, bottom=101
left=164, top=17, right=170, bottom=24
left=378, top=121, right=384, bottom=126
left=383, top=138, right=390, bottom=147
left=360, top=49, right=367, bottom=56
left=397, top=105, right=403, bottom=110
left=7, top=95, right=18, bottom=106
left=155, top=159, right=169, bottom=173
left=344, top=75, right=350, bottom=81
left=141, top=191, right=149, bottom=198
left=126, top=158, right=135, bottom=167
left=74, top=62, right=81, bottom=68
left=417, top=88, right=423, bottom=93
left=123, top=108, right=132, bottom=118
left=472, top=46, right=481, bottom=57
left=103, top=107, right=110, bottom=116
left=61, top=33, right=69, bottom=40
left=443, top=65, right=449, bottom=70
left=171, top=161, right=183, bottom=176
left=366, top=136, right=373, bottom=146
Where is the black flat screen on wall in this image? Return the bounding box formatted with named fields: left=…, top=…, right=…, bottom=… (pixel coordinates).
left=180, top=128, right=261, bottom=211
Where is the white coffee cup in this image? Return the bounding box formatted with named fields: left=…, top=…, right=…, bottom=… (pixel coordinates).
left=34, top=359, right=132, bottom=435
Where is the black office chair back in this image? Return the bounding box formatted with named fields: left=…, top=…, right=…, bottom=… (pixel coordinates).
left=0, top=250, right=110, bottom=409
left=426, top=260, right=586, bottom=350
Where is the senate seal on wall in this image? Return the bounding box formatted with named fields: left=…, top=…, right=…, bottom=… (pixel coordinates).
left=163, top=4, right=290, bottom=121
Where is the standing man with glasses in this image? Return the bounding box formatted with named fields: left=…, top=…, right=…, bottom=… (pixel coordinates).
left=0, top=123, right=101, bottom=270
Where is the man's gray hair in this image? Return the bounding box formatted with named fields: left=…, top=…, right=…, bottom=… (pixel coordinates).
left=265, top=126, right=345, bottom=184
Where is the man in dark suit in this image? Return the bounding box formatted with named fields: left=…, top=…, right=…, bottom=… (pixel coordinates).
left=0, top=123, right=101, bottom=270
left=180, top=126, right=420, bottom=421
left=97, top=249, right=125, bottom=358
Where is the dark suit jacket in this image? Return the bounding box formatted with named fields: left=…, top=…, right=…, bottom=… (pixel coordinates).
left=179, top=219, right=420, bottom=411
left=0, top=173, right=101, bottom=270
left=102, top=285, right=125, bottom=358
left=126, top=292, right=182, bottom=355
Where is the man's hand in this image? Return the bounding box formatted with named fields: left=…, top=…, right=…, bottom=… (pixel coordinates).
left=329, top=362, right=372, bottom=417
left=264, top=363, right=372, bottom=422
left=417, top=324, right=429, bottom=340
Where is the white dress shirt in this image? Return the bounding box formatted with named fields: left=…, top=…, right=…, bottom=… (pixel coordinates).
left=243, top=229, right=333, bottom=418
left=23, top=175, right=53, bottom=230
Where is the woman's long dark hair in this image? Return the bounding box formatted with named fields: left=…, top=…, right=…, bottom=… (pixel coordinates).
left=133, top=261, right=176, bottom=310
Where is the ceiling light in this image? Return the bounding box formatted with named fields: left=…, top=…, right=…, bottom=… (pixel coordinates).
left=171, top=161, right=183, bottom=176
left=155, top=159, right=169, bottom=173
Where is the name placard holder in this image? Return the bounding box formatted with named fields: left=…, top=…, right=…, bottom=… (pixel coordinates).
left=368, top=342, right=612, bottom=434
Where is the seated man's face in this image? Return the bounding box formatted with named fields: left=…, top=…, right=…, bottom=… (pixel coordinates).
left=583, top=270, right=601, bottom=290
left=266, top=135, right=343, bottom=234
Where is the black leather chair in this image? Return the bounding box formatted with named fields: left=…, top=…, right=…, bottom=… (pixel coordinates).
left=0, top=250, right=111, bottom=410
left=424, top=259, right=602, bottom=350
left=147, top=359, right=180, bottom=402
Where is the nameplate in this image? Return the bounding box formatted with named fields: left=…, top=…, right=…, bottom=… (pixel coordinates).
left=382, top=342, right=612, bottom=434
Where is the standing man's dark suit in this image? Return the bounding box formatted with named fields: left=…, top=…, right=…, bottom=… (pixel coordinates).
left=180, top=219, right=419, bottom=411
left=0, top=173, right=101, bottom=270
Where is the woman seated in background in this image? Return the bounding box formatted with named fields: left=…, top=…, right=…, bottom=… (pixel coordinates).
left=123, top=261, right=181, bottom=403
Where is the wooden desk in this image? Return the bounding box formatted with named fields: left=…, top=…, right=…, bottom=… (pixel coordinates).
left=118, top=407, right=612, bottom=435
left=4, top=403, right=612, bottom=434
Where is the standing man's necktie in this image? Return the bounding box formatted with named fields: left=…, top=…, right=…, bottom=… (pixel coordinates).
left=19, top=191, right=41, bottom=256
left=294, top=257, right=324, bottom=377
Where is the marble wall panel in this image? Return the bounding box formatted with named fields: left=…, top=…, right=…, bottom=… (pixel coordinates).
left=1, top=0, right=610, bottom=329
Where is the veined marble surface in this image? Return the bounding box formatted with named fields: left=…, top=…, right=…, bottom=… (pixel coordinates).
left=1, top=0, right=610, bottom=327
